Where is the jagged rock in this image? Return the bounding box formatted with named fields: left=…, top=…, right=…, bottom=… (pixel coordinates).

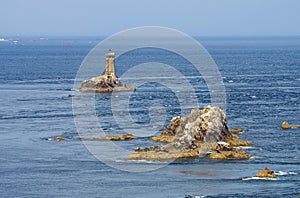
left=281, top=121, right=300, bottom=129
left=152, top=109, right=251, bottom=147
left=79, top=133, right=136, bottom=141
left=255, top=168, right=277, bottom=178
left=128, top=106, right=252, bottom=161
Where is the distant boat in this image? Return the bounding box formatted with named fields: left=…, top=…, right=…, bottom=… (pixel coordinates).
left=0, top=38, right=9, bottom=42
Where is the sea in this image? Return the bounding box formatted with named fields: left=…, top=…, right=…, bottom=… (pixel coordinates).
left=0, top=36, right=299, bottom=197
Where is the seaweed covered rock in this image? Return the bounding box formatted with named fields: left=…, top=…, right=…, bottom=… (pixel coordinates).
left=230, top=128, right=244, bottom=134
left=79, top=133, right=136, bottom=141
left=281, top=121, right=300, bottom=129
left=208, top=142, right=251, bottom=160
left=54, top=136, right=65, bottom=141
left=151, top=134, right=175, bottom=143
left=128, top=146, right=205, bottom=161
left=255, top=168, right=277, bottom=178
left=226, top=134, right=252, bottom=147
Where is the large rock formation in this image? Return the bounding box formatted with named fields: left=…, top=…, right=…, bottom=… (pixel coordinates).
left=128, top=106, right=252, bottom=161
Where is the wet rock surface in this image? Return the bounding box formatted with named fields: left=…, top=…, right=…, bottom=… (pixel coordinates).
left=128, top=106, right=252, bottom=161
left=230, top=128, right=244, bottom=134
left=54, top=136, right=65, bottom=141
left=208, top=142, right=251, bottom=160
left=255, top=168, right=277, bottom=178
left=281, top=121, right=300, bottom=129
left=79, top=133, right=136, bottom=141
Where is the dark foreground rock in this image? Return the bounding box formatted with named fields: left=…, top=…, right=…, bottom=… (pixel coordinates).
left=128, top=106, right=252, bottom=161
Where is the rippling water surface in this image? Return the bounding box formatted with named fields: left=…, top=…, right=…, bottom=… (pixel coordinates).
left=0, top=37, right=299, bottom=197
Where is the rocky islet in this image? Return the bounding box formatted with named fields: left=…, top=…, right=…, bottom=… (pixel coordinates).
left=128, top=106, right=252, bottom=161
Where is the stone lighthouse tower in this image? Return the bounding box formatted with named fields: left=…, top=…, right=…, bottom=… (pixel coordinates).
left=79, top=49, right=136, bottom=92
left=105, top=49, right=116, bottom=77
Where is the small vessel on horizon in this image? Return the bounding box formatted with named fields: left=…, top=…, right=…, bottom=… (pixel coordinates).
left=0, top=37, right=9, bottom=42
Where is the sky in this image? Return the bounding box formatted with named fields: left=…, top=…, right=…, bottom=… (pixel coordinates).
left=1, top=0, right=300, bottom=37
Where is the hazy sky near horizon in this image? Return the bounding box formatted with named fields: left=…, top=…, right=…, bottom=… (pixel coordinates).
left=1, top=0, right=299, bottom=37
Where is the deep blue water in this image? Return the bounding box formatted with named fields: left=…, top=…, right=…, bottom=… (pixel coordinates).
left=0, top=37, right=300, bottom=197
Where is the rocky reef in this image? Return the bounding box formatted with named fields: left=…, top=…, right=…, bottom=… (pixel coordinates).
left=80, top=76, right=136, bottom=92
left=281, top=121, right=300, bottom=129
left=230, top=128, right=244, bottom=134
left=50, top=134, right=137, bottom=141
left=79, top=133, right=136, bottom=141
left=128, top=106, right=252, bottom=161
left=208, top=142, right=251, bottom=160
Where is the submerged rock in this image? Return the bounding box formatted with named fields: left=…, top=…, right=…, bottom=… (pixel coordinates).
left=54, top=136, right=65, bottom=141
left=151, top=134, right=175, bottom=143
left=255, top=168, right=277, bottom=178
left=128, top=106, right=252, bottom=161
left=281, top=121, right=300, bottom=129
left=230, top=128, right=244, bottom=134
left=79, top=133, right=136, bottom=141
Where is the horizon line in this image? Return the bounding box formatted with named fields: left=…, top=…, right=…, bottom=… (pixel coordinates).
left=1, top=34, right=300, bottom=39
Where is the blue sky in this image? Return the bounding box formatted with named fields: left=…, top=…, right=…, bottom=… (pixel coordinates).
left=1, top=0, right=299, bottom=36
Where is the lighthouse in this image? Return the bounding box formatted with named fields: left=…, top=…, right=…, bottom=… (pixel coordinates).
left=105, top=49, right=116, bottom=77
left=80, top=49, right=136, bottom=92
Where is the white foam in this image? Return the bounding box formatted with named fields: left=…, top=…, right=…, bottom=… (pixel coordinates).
left=115, top=159, right=168, bottom=164
left=275, top=171, right=297, bottom=176
left=242, top=177, right=277, bottom=181
left=238, top=146, right=253, bottom=149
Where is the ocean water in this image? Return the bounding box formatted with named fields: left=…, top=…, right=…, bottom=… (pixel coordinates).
left=0, top=36, right=299, bottom=197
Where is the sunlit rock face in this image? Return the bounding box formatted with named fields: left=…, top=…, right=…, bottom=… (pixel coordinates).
left=128, top=106, right=252, bottom=161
